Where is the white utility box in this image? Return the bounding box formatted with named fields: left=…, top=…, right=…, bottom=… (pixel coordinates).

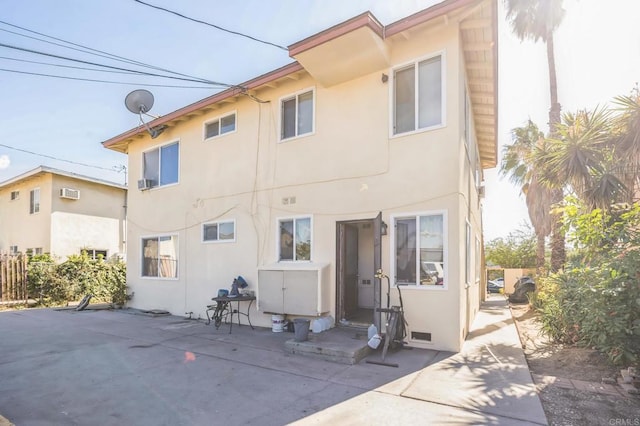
left=257, top=262, right=330, bottom=316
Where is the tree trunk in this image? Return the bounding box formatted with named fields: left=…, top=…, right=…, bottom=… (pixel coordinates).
left=547, top=33, right=566, bottom=271
left=536, top=233, right=545, bottom=274
left=549, top=188, right=565, bottom=272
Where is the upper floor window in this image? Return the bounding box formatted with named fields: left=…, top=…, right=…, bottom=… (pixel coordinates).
left=393, top=53, right=443, bottom=135
left=10, top=190, right=19, bottom=201
left=204, top=112, right=236, bottom=140
left=29, top=188, right=40, bottom=214
left=278, top=216, right=311, bottom=261
left=9, top=245, right=18, bottom=255
left=281, top=89, right=314, bottom=140
left=202, top=220, right=236, bottom=243
left=142, top=235, right=178, bottom=278
left=142, top=141, right=179, bottom=189
left=393, top=212, right=446, bottom=288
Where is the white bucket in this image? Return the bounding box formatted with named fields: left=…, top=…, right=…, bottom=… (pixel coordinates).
left=272, top=314, right=286, bottom=332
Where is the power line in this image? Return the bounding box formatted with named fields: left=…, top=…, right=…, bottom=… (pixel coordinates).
left=131, top=0, right=288, bottom=51
left=0, top=20, right=222, bottom=85
left=0, top=42, right=235, bottom=86
left=0, top=143, right=120, bottom=172
left=0, top=55, right=145, bottom=75
left=0, top=67, right=217, bottom=88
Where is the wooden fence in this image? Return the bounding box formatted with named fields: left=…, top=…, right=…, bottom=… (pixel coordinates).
left=0, top=254, right=28, bottom=302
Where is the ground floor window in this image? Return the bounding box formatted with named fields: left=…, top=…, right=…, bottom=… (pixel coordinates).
left=142, top=235, right=178, bottom=278
left=82, top=249, right=107, bottom=260
left=393, top=212, right=446, bottom=288
left=278, top=216, right=311, bottom=261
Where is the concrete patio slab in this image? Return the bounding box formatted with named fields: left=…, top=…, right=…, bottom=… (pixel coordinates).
left=0, top=296, right=547, bottom=425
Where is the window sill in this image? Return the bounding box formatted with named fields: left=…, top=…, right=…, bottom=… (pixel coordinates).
left=140, top=276, right=179, bottom=281
left=393, top=284, right=448, bottom=291
left=279, top=131, right=315, bottom=144
left=390, top=123, right=446, bottom=140
left=203, top=130, right=237, bottom=142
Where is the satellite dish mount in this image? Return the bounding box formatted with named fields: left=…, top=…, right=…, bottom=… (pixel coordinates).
left=124, top=89, right=166, bottom=139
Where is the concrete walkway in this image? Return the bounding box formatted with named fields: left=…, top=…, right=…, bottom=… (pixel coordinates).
left=294, top=296, right=548, bottom=425
left=0, top=296, right=546, bottom=425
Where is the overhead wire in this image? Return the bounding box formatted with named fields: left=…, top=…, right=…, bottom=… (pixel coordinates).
left=0, top=55, right=149, bottom=75
left=0, top=20, right=224, bottom=85
left=131, top=0, right=288, bottom=51
left=0, top=42, right=233, bottom=86
left=0, top=68, right=216, bottom=88
left=0, top=142, right=121, bottom=172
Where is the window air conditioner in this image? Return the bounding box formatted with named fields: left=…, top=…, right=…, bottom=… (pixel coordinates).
left=137, top=179, right=153, bottom=190
left=59, top=188, right=80, bottom=200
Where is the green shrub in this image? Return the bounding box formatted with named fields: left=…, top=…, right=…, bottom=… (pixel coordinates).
left=27, top=252, right=127, bottom=306
left=534, top=200, right=640, bottom=365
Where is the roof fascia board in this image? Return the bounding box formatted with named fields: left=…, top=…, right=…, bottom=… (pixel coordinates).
left=386, top=0, right=480, bottom=37
left=0, top=165, right=126, bottom=190
left=288, top=11, right=384, bottom=57
left=103, top=62, right=303, bottom=149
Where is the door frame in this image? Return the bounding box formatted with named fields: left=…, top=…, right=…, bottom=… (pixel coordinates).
left=336, top=213, right=383, bottom=329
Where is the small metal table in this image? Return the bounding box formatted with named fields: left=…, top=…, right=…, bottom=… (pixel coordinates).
left=206, top=295, right=256, bottom=334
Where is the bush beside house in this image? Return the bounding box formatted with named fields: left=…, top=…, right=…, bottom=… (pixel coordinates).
left=28, top=252, right=127, bottom=306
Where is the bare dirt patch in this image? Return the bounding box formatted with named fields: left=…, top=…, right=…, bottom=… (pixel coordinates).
left=510, top=302, right=640, bottom=426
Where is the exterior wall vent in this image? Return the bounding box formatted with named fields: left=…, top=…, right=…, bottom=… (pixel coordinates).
left=59, top=188, right=80, bottom=200
left=411, top=331, right=432, bottom=342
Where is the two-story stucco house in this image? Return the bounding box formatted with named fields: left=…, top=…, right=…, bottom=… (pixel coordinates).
left=103, top=0, right=497, bottom=352
left=0, top=166, right=127, bottom=261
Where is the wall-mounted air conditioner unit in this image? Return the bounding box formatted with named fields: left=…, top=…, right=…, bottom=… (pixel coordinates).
left=59, top=188, right=80, bottom=200
left=137, top=179, right=153, bottom=190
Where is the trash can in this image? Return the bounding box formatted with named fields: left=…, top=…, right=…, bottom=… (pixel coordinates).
left=293, top=318, right=310, bottom=342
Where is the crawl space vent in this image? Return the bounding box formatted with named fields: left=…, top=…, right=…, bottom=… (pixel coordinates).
left=411, top=331, right=432, bottom=342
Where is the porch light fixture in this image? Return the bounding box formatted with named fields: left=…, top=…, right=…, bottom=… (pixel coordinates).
left=381, top=221, right=388, bottom=235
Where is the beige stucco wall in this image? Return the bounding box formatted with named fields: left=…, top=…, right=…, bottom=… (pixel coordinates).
left=0, top=172, right=126, bottom=260
left=50, top=212, right=122, bottom=260
left=0, top=173, right=53, bottom=254
left=123, top=19, right=487, bottom=352
left=504, top=269, right=535, bottom=294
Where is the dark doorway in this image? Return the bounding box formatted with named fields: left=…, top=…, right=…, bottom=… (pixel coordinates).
left=336, top=215, right=382, bottom=328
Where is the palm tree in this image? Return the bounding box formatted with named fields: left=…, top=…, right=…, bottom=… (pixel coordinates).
left=538, top=108, right=629, bottom=209
left=611, top=88, right=640, bottom=199
left=505, top=0, right=566, bottom=271
left=501, top=120, right=552, bottom=270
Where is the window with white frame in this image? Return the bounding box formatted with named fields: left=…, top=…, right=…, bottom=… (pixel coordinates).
left=278, top=217, right=311, bottom=261
left=29, top=188, right=40, bottom=214
left=142, top=141, right=179, bottom=189
left=202, top=220, right=235, bottom=243
left=9, top=245, right=18, bottom=255
left=10, top=190, right=19, bottom=201
left=82, top=249, right=107, bottom=260
left=393, top=54, right=443, bottom=135
left=281, top=89, right=314, bottom=140
left=394, top=213, right=445, bottom=287
left=142, top=235, right=178, bottom=278
left=204, top=112, right=236, bottom=140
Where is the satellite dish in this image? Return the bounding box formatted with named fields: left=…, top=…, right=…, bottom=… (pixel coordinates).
left=123, top=89, right=166, bottom=139
left=125, top=89, right=155, bottom=114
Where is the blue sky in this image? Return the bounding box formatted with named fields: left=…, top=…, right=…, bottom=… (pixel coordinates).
left=1, top=0, right=639, bottom=240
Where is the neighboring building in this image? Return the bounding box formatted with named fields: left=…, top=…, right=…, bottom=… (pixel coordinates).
left=0, top=166, right=127, bottom=261
left=103, top=0, right=497, bottom=352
